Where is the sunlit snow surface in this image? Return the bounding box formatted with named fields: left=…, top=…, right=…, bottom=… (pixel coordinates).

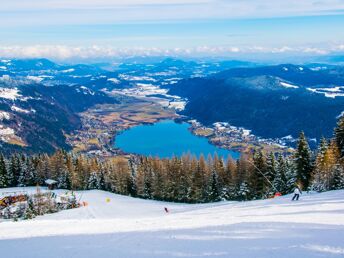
left=0, top=187, right=344, bottom=258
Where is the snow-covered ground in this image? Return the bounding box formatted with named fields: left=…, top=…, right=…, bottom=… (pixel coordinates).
left=110, top=83, right=187, bottom=111
left=0, top=187, right=344, bottom=258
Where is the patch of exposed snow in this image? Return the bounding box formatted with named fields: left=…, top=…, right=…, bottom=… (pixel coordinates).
left=168, top=101, right=186, bottom=111
left=79, top=86, right=95, bottom=96
left=27, top=76, right=43, bottom=83
left=145, top=71, right=178, bottom=76
left=317, top=86, right=342, bottom=92
left=337, top=111, right=344, bottom=119
left=307, top=86, right=344, bottom=98
left=307, top=87, right=317, bottom=93
left=0, top=111, right=10, bottom=121
left=0, top=75, right=10, bottom=81
left=107, top=78, right=121, bottom=84
left=242, top=129, right=251, bottom=137
left=61, top=68, right=75, bottom=73
left=11, top=105, right=31, bottom=114
left=119, top=74, right=157, bottom=82
left=0, top=125, right=15, bottom=136
left=280, top=82, right=299, bottom=89
left=324, top=92, right=344, bottom=98
left=0, top=88, right=21, bottom=100
left=310, top=66, right=328, bottom=71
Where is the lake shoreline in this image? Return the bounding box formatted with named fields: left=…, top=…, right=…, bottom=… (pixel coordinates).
left=114, top=119, right=241, bottom=159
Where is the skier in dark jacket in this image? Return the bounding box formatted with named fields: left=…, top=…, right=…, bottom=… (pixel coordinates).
left=292, top=187, right=302, bottom=201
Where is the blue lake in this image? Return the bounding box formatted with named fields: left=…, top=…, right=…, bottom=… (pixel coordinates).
left=115, top=120, right=240, bottom=159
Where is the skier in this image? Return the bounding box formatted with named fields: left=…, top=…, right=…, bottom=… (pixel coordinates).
left=164, top=207, right=169, bottom=213
left=292, top=186, right=302, bottom=201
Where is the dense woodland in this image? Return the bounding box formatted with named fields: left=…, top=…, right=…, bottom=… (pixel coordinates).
left=1, top=117, right=344, bottom=203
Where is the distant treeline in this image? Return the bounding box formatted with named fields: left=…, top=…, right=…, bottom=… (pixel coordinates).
left=1, top=118, right=344, bottom=203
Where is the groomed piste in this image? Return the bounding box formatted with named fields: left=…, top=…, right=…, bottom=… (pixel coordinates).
left=0, top=187, right=344, bottom=258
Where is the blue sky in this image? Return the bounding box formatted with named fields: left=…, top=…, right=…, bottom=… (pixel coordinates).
left=0, top=0, right=344, bottom=60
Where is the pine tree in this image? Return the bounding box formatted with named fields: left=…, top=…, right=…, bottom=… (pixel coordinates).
left=9, top=155, right=20, bottom=187
left=189, top=157, right=206, bottom=202
left=335, top=116, right=344, bottom=157
left=25, top=158, right=37, bottom=186
left=235, top=155, right=251, bottom=199
left=323, top=141, right=340, bottom=190
left=311, top=138, right=329, bottom=191
left=250, top=150, right=267, bottom=199
left=331, top=162, right=344, bottom=190
left=58, top=169, right=71, bottom=189
left=87, top=171, right=100, bottom=190
left=265, top=152, right=277, bottom=196
left=223, top=157, right=237, bottom=200
left=273, top=154, right=288, bottom=194
left=285, top=158, right=297, bottom=193
left=0, top=153, right=8, bottom=188
left=208, top=170, right=220, bottom=202
left=237, top=182, right=250, bottom=201
left=127, top=174, right=137, bottom=197
left=17, top=155, right=27, bottom=187
left=295, top=131, right=313, bottom=190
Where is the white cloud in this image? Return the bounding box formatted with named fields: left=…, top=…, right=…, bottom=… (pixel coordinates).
left=0, top=44, right=342, bottom=60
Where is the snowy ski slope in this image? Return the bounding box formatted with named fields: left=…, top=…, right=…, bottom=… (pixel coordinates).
left=0, top=187, right=344, bottom=258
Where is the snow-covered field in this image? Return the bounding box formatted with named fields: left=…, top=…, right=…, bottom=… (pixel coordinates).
left=0, top=187, right=344, bottom=258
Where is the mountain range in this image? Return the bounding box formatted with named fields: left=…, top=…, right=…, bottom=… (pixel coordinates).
left=1, top=58, right=344, bottom=153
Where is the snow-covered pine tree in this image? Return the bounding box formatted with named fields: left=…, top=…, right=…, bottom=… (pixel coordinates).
left=98, top=170, right=106, bottom=191
left=284, top=158, right=297, bottom=193
left=208, top=170, right=221, bottom=202
left=237, top=181, right=250, bottom=201
left=295, top=131, right=313, bottom=190
left=251, top=150, right=267, bottom=199
left=142, top=161, right=153, bottom=199
left=234, top=155, right=252, bottom=199
left=127, top=173, right=137, bottom=197
left=17, top=155, right=27, bottom=187
left=25, top=157, right=37, bottom=186
left=87, top=171, right=100, bottom=190
left=58, top=169, right=71, bottom=189
left=265, top=152, right=277, bottom=196
left=311, top=138, right=329, bottom=192
left=273, top=154, right=288, bottom=194
left=335, top=116, right=344, bottom=157
left=0, top=153, right=8, bottom=188
left=9, top=155, right=20, bottom=187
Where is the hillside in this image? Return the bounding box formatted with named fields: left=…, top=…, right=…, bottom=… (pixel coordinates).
left=0, top=80, right=113, bottom=153
left=0, top=187, right=344, bottom=258
left=168, top=64, right=344, bottom=143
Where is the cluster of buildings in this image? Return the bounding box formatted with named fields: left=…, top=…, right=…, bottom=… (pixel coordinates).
left=189, top=120, right=291, bottom=153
